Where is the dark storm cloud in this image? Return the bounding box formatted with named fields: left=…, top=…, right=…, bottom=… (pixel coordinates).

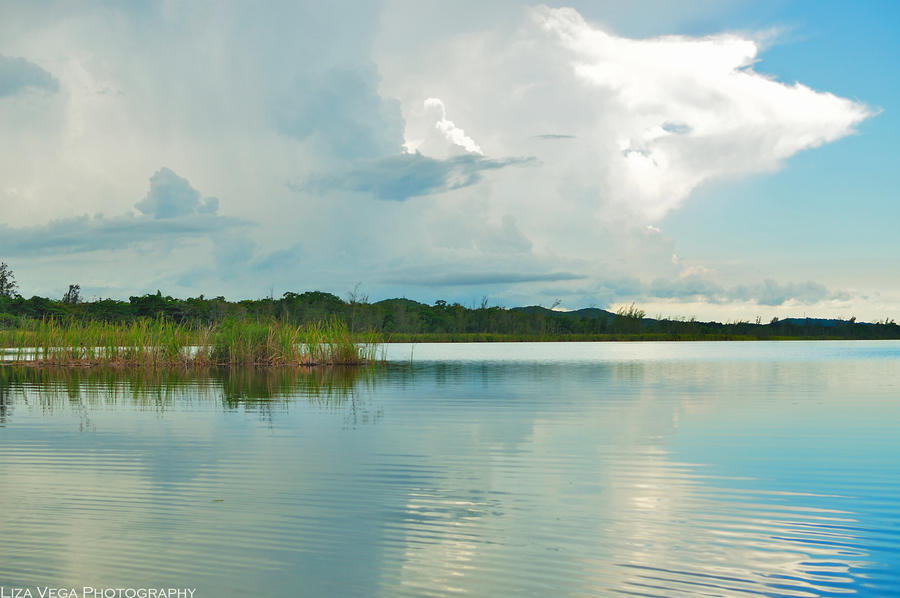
left=302, top=152, right=536, bottom=201
left=727, top=279, right=831, bottom=306
left=0, top=213, right=248, bottom=257
left=271, top=65, right=405, bottom=160
left=595, top=275, right=838, bottom=306
left=532, top=134, right=576, bottom=140
left=0, top=55, right=58, bottom=97
left=385, top=270, right=587, bottom=287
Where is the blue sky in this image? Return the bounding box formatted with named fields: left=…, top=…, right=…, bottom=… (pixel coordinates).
left=0, top=1, right=896, bottom=320
left=662, top=0, right=900, bottom=312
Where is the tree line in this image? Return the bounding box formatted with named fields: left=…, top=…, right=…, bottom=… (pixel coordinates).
left=0, top=262, right=898, bottom=340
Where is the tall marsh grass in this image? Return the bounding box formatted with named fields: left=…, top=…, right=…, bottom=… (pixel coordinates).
left=0, top=317, right=382, bottom=368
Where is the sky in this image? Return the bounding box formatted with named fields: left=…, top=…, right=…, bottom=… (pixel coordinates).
left=0, top=0, right=897, bottom=321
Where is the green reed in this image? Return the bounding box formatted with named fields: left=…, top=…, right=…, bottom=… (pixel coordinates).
left=0, top=317, right=381, bottom=368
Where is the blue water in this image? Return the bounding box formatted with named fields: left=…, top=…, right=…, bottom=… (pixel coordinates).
left=1, top=341, right=898, bottom=597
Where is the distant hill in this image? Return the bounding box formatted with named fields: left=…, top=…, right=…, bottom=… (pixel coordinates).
left=780, top=317, right=872, bottom=328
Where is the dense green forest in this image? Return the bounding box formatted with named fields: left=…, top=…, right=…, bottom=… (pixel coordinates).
left=0, top=263, right=898, bottom=340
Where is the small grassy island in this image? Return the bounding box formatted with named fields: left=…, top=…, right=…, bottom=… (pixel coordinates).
left=0, top=317, right=381, bottom=368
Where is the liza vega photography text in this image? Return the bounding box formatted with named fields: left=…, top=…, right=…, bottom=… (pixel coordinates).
left=0, top=588, right=196, bottom=598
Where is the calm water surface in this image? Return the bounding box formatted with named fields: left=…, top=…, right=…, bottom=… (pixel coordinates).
left=1, top=341, right=898, bottom=597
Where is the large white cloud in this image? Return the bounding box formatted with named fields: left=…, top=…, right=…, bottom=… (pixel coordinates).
left=531, top=6, right=872, bottom=219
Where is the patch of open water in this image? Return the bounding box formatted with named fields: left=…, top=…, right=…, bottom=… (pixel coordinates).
left=1, top=341, right=898, bottom=596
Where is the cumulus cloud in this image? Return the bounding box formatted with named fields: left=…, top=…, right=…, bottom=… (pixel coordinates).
left=421, top=98, right=483, bottom=154
left=301, top=152, right=534, bottom=201
left=402, top=97, right=493, bottom=158
left=135, top=168, right=220, bottom=219
left=0, top=168, right=246, bottom=256
left=0, top=55, right=58, bottom=97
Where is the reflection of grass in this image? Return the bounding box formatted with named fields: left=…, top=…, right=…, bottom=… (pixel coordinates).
left=0, top=364, right=380, bottom=412
left=0, top=317, right=382, bottom=368
left=220, top=365, right=378, bottom=407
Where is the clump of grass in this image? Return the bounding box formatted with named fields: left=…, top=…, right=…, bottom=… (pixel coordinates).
left=0, top=317, right=382, bottom=368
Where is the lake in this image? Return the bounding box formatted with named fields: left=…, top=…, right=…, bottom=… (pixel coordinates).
left=1, top=341, right=898, bottom=597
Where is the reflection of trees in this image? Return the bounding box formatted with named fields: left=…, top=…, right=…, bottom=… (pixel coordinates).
left=0, top=365, right=383, bottom=424
left=0, top=367, right=15, bottom=425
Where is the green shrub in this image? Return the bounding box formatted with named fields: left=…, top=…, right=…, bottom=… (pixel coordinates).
left=0, top=313, right=21, bottom=329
